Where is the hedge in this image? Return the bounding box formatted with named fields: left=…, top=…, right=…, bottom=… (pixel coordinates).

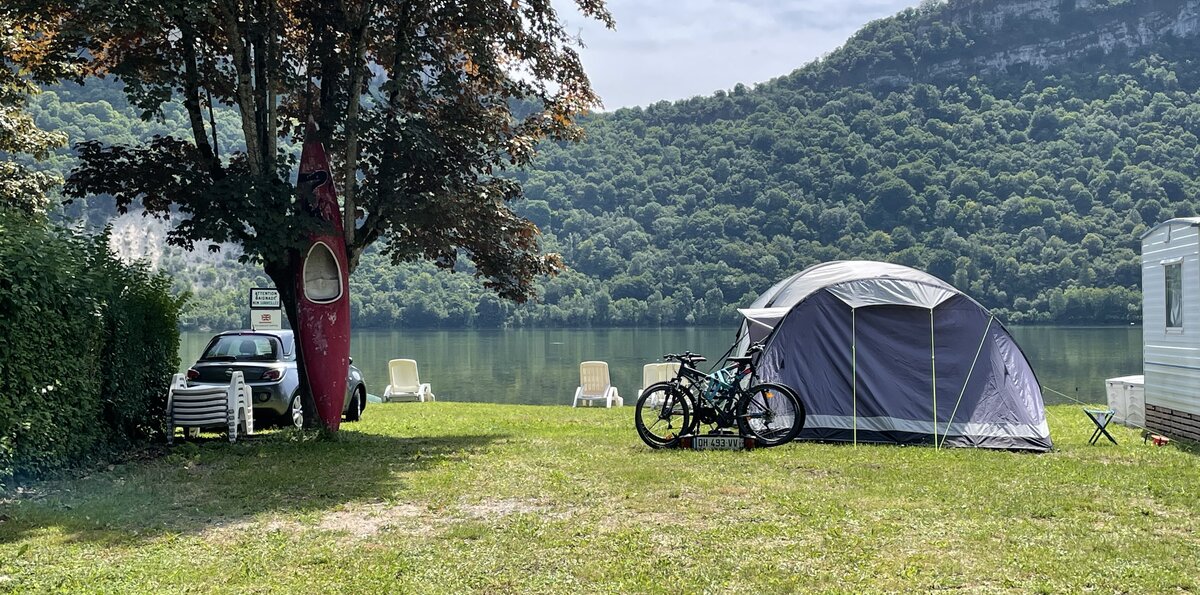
left=0, top=210, right=184, bottom=484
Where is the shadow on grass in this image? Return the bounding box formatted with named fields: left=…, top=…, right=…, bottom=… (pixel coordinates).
left=0, top=429, right=506, bottom=546
left=1166, top=437, right=1200, bottom=455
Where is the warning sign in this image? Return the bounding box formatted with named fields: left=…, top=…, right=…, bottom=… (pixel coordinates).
left=250, top=288, right=282, bottom=330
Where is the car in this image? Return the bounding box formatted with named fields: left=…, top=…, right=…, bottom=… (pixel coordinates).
left=186, top=330, right=366, bottom=428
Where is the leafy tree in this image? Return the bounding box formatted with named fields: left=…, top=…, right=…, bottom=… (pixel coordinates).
left=9, top=0, right=611, bottom=427
left=0, top=14, right=68, bottom=214
left=18, top=0, right=1200, bottom=330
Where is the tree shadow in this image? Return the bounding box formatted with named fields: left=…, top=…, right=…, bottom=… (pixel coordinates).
left=1159, top=436, right=1200, bottom=455
left=0, top=429, right=506, bottom=546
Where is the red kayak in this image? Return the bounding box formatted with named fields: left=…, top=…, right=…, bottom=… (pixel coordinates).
left=295, top=121, right=351, bottom=431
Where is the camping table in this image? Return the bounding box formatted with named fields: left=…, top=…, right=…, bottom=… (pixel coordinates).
left=1084, top=407, right=1117, bottom=445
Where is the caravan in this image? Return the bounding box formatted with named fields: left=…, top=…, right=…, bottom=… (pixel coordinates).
left=1141, top=218, right=1200, bottom=441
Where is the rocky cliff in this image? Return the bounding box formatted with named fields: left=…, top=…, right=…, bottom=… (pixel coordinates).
left=935, top=0, right=1200, bottom=76
left=812, top=0, right=1200, bottom=89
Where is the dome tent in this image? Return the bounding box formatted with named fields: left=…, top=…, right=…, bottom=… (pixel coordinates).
left=739, top=261, right=1051, bottom=451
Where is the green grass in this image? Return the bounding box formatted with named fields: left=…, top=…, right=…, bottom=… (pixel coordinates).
left=1, top=403, right=1198, bottom=593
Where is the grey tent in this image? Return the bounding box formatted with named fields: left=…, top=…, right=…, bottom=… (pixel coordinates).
left=739, top=261, right=1052, bottom=451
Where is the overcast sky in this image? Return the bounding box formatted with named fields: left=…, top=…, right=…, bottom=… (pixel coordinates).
left=556, top=0, right=923, bottom=110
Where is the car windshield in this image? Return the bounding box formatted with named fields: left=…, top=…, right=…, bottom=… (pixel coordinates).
left=201, top=335, right=279, bottom=361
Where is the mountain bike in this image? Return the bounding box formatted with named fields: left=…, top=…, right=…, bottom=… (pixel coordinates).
left=634, top=342, right=805, bottom=449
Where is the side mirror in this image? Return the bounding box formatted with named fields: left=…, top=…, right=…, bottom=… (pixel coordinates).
left=348, top=357, right=354, bottom=366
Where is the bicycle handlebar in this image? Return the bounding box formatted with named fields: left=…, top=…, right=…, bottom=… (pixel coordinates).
left=663, top=351, right=706, bottom=364
left=665, top=342, right=765, bottom=366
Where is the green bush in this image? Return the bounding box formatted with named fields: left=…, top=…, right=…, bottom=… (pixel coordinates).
left=0, top=210, right=184, bottom=484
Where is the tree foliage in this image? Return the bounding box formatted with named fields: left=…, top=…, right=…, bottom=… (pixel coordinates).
left=18, top=0, right=1199, bottom=328
left=0, top=14, right=68, bottom=214
left=8, top=0, right=611, bottom=303
left=6, top=0, right=611, bottom=429
left=0, top=210, right=183, bottom=483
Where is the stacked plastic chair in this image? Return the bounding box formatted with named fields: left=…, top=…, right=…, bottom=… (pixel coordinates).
left=167, top=371, right=254, bottom=443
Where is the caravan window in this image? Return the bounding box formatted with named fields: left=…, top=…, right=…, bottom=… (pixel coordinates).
left=1166, top=262, right=1183, bottom=328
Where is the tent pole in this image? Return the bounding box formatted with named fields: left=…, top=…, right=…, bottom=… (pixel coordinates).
left=940, top=316, right=994, bottom=448
left=852, top=307, right=857, bottom=447
left=930, top=308, right=937, bottom=450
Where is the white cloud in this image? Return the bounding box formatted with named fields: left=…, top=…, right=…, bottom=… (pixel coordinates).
left=555, top=0, right=922, bottom=109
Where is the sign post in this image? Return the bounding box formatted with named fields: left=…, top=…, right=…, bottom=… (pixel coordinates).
left=250, top=288, right=283, bottom=331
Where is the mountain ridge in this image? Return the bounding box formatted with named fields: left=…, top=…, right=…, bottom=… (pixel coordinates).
left=30, top=0, right=1200, bottom=328
left=720, top=0, right=1200, bottom=95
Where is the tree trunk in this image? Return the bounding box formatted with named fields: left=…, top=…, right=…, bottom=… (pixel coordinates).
left=216, top=0, right=262, bottom=175
left=340, top=0, right=373, bottom=247
left=264, top=0, right=279, bottom=169
left=179, top=24, right=218, bottom=174
left=265, top=259, right=323, bottom=430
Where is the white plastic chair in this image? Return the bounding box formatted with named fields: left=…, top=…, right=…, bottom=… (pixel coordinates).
left=639, top=362, right=680, bottom=407
left=167, top=371, right=254, bottom=443
left=573, top=361, right=622, bottom=408
left=384, top=359, right=435, bottom=402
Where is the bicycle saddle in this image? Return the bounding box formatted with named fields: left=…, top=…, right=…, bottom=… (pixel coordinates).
left=725, top=355, right=753, bottom=365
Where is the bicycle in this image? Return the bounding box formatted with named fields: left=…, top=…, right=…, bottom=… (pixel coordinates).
left=634, top=342, right=805, bottom=449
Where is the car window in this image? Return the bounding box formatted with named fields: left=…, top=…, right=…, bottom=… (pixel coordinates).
left=201, top=336, right=279, bottom=361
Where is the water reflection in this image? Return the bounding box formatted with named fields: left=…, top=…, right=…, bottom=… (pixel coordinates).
left=1007, top=325, right=1141, bottom=404
left=179, top=326, right=1141, bottom=406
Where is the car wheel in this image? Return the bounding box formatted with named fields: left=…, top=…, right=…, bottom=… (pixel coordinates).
left=287, top=393, right=304, bottom=429
left=345, top=387, right=364, bottom=422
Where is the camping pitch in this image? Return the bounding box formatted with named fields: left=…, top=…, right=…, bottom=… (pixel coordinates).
left=739, top=261, right=1052, bottom=451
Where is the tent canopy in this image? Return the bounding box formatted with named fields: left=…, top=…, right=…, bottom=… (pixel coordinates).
left=743, top=260, right=1051, bottom=452
left=748, top=260, right=960, bottom=310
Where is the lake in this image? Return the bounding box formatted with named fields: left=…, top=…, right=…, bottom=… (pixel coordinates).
left=179, top=325, right=1142, bottom=407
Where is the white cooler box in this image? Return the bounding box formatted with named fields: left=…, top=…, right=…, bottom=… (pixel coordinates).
left=1105, top=374, right=1145, bottom=428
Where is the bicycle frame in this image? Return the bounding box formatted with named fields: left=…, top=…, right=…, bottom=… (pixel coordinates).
left=638, top=342, right=805, bottom=449
left=667, top=359, right=755, bottom=427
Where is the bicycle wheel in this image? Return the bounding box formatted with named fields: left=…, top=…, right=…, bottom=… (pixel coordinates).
left=635, top=382, right=693, bottom=449
left=737, top=382, right=805, bottom=447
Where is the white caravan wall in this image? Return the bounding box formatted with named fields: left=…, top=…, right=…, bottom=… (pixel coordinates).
left=1142, top=220, right=1200, bottom=417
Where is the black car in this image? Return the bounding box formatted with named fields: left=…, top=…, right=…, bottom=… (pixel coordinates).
left=187, top=330, right=366, bottom=428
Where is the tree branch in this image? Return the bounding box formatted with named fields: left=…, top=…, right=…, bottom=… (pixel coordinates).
left=349, top=209, right=386, bottom=270
left=251, top=0, right=273, bottom=171
left=179, top=22, right=218, bottom=175
left=340, top=0, right=373, bottom=248
left=265, top=0, right=279, bottom=169
left=216, top=0, right=262, bottom=175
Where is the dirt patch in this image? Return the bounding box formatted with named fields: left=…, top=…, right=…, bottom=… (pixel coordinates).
left=199, top=502, right=423, bottom=543
left=317, top=502, right=428, bottom=538
left=202, top=498, right=566, bottom=543
left=201, top=516, right=302, bottom=543
left=457, top=498, right=560, bottom=520
left=597, top=508, right=689, bottom=532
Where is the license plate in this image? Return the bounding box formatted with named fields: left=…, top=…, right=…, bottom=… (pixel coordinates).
left=692, top=435, right=745, bottom=451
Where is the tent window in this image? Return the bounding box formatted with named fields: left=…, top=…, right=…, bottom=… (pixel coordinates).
left=1165, top=262, right=1183, bottom=329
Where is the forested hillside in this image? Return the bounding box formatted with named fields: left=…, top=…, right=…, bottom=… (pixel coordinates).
left=32, top=0, right=1200, bottom=328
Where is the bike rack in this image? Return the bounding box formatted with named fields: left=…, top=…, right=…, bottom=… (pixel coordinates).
left=677, top=431, right=756, bottom=451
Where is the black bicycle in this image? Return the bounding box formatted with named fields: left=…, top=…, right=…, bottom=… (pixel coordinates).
left=634, top=342, right=805, bottom=449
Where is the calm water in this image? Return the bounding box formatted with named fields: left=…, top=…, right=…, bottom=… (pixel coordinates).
left=179, top=325, right=1142, bottom=406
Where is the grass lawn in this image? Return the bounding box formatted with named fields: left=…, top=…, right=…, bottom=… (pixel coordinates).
left=1, top=402, right=1198, bottom=593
